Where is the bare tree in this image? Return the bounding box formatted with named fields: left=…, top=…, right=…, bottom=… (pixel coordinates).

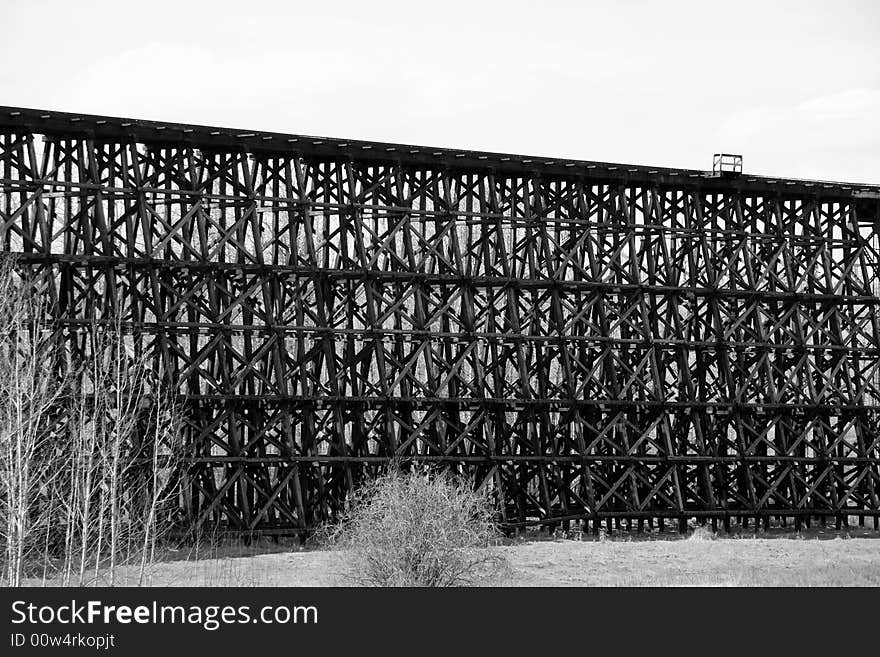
left=0, top=255, right=65, bottom=586
left=54, top=317, right=184, bottom=586
left=0, top=255, right=184, bottom=586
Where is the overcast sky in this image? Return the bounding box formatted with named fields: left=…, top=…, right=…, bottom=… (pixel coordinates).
left=1, top=0, right=878, bottom=183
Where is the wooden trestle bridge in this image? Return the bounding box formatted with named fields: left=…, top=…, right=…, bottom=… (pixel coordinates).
left=2, top=106, right=879, bottom=535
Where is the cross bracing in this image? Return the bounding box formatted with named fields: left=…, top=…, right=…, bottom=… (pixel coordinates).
left=1, top=106, right=880, bottom=534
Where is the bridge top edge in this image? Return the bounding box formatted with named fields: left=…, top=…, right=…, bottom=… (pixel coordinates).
left=1, top=105, right=878, bottom=197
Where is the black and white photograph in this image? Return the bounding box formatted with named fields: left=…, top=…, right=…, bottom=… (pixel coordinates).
left=0, top=0, right=878, bottom=652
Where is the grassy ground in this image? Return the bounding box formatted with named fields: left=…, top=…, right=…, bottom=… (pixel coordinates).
left=95, top=527, right=880, bottom=587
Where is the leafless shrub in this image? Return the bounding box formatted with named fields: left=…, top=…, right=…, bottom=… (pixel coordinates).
left=687, top=524, right=717, bottom=542
left=324, top=465, right=508, bottom=587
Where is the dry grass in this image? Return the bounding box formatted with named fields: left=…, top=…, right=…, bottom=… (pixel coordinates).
left=503, top=535, right=880, bottom=586
left=30, top=529, right=874, bottom=587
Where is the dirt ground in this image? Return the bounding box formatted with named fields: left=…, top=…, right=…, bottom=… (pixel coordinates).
left=121, top=529, right=880, bottom=587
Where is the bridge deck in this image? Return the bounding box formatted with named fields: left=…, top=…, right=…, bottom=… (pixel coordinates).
left=2, top=105, right=878, bottom=200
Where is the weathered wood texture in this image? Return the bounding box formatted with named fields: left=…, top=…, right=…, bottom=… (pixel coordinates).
left=2, top=107, right=880, bottom=534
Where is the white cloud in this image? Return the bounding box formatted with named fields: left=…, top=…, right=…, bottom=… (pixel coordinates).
left=714, top=88, right=880, bottom=182
left=49, top=44, right=217, bottom=120
left=4, top=2, right=877, bottom=181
